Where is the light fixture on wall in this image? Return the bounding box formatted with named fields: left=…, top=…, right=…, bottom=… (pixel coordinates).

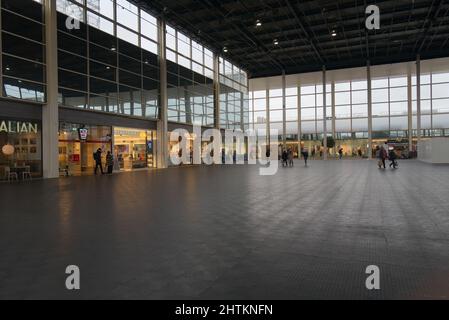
left=2, top=143, right=14, bottom=156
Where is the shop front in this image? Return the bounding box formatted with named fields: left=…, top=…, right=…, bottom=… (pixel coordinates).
left=113, top=127, right=156, bottom=171
left=0, top=118, right=42, bottom=180
left=58, top=122, right=112, bottom=176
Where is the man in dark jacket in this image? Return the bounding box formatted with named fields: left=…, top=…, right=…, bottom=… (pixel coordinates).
left=94, top=148, right=104, bottom=175
left=389, top=148, right=398, bottom=169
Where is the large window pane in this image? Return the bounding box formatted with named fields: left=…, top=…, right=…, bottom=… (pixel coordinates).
left=56, top=0, right=84, bottom=22
left=116, top=0, right=138, bottom=30
left=2, top=33, right=44, bottom=62
left=3, top=77, right=45, bottom=102
left=141, top=10, right=158, bottom=42
left=87, top=11, right=114, bottom=35
left=88, top=0, right=114, bottom=19
left=3, top=55, right=44, bottom=83
left=177, top=32, right=191, bottom=58
left=117, top=26, right=138, bottom=46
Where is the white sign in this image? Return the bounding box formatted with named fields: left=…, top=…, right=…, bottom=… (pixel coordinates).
left=0, top=121, right=38, bottom=134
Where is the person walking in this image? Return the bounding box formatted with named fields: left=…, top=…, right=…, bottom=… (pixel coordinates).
left=389, top=148, right=398, bottom=169
left=380, top=144, right=388, bottom=169
left=94, top=148, right=104, bottom=175
left=288, top=148, right=294, bottom=167
left=281, top=149, right=288, bottom=167
left=106, top=151, right=114, bottom=174
left=375, top=146, right=382, bottom=169
left=338, top=147, right=343, bottom=160
left=301, top=147, right=309, bottom=166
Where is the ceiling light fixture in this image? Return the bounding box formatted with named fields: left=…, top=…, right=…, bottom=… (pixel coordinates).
left=256, top=20, right=262, bottom=27
left=273, top=39, right=279, bottom=46
left=223, top=46, right=228, bottom=53
left=111, top=46, right=116, bottom=51
left=331, top=30, right=337, bottom=37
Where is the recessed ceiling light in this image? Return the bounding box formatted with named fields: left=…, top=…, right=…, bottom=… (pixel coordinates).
left=106, top=66, right=110, bottom=69
left=223, top=46, right=228, bottom=53
left=331, top=30, right=337, bottom=37
left=5, top=66, right=10, bottom=71
left=273, top=39, right=279, bottom=46
left=111, top=46, right=116, bottom=51
left=256, top=20, right=262, bottom=27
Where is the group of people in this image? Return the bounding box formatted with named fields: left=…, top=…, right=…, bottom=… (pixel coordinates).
left=375, top=142, right=398, bottom=169
left=281, top=148, right=295, bottom=167
left=93, top=148, right=114, bottom=175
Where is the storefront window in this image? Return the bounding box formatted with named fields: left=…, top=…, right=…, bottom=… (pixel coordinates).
left=58, top=123, right=112, bottom=176
left=113, top=127, right=155, bottom=171
left=0, top=118, right=42, bottom=180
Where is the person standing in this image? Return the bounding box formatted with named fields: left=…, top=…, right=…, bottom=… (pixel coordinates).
left=94, top=148, right=104, bottom=175
left=106, top=151, right=114, bottom=174
left=282, top=149, right=288, bottom=167
left=288, top=148, right=294, bottom=167
left=301, top=147, right=309, bottom=166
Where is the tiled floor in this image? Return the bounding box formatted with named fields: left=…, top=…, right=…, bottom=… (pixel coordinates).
left=1, top=160, right=449, bottom=299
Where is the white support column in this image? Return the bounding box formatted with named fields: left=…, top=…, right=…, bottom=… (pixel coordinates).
left=213, top=55, right=220, bottom=129
left=297, top=84, right=301, bottom=153
left=367, top=60, right=373, bottom=159
left=156, top=18, right=168, bottom=168
left=416, top=55, right=421, bottom=149
left=407, top=67, right=413, bottom=153
left=331, top=81, right=336, bottom=158
left=282, top=71, right=286, bottom=148
left=266, top=88, right=270, bottom=145
left=322, top=66, right=327, bottom=160
left=42, top=0, right=59, bottom=178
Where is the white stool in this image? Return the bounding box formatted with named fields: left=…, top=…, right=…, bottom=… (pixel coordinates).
left=22, top=166, right=32, bottom=181
left=5, top=167, right=18, bottom=182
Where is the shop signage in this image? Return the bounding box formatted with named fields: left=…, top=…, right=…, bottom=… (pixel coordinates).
left=115, top=128, right=144, bottom=137
left=0, top=120, right=38, bottom=134
left=78, top=128, right=88, bottom=141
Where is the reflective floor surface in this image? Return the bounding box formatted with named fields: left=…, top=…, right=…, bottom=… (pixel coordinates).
left=1, top=160, right=448, bottom=299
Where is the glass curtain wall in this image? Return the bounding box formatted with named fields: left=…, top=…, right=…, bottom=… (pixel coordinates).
left=166, top=24, right=214, bottom=127
left=251, top=89, right=267, bottom=134
left=299, top=83, right=331, bottom=157
left=334, top=79, right=368, bottom=157
left=1, top=0, right=46, bottom=102
left=56, top=0, right=160, bottom=118
left=219, top=57, right=248, bottom=131
left=1, top=0, right=251, bottom=137
left=412, top=71, right=449, bottom=137
left=248, top=60, right=449, bottom=158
